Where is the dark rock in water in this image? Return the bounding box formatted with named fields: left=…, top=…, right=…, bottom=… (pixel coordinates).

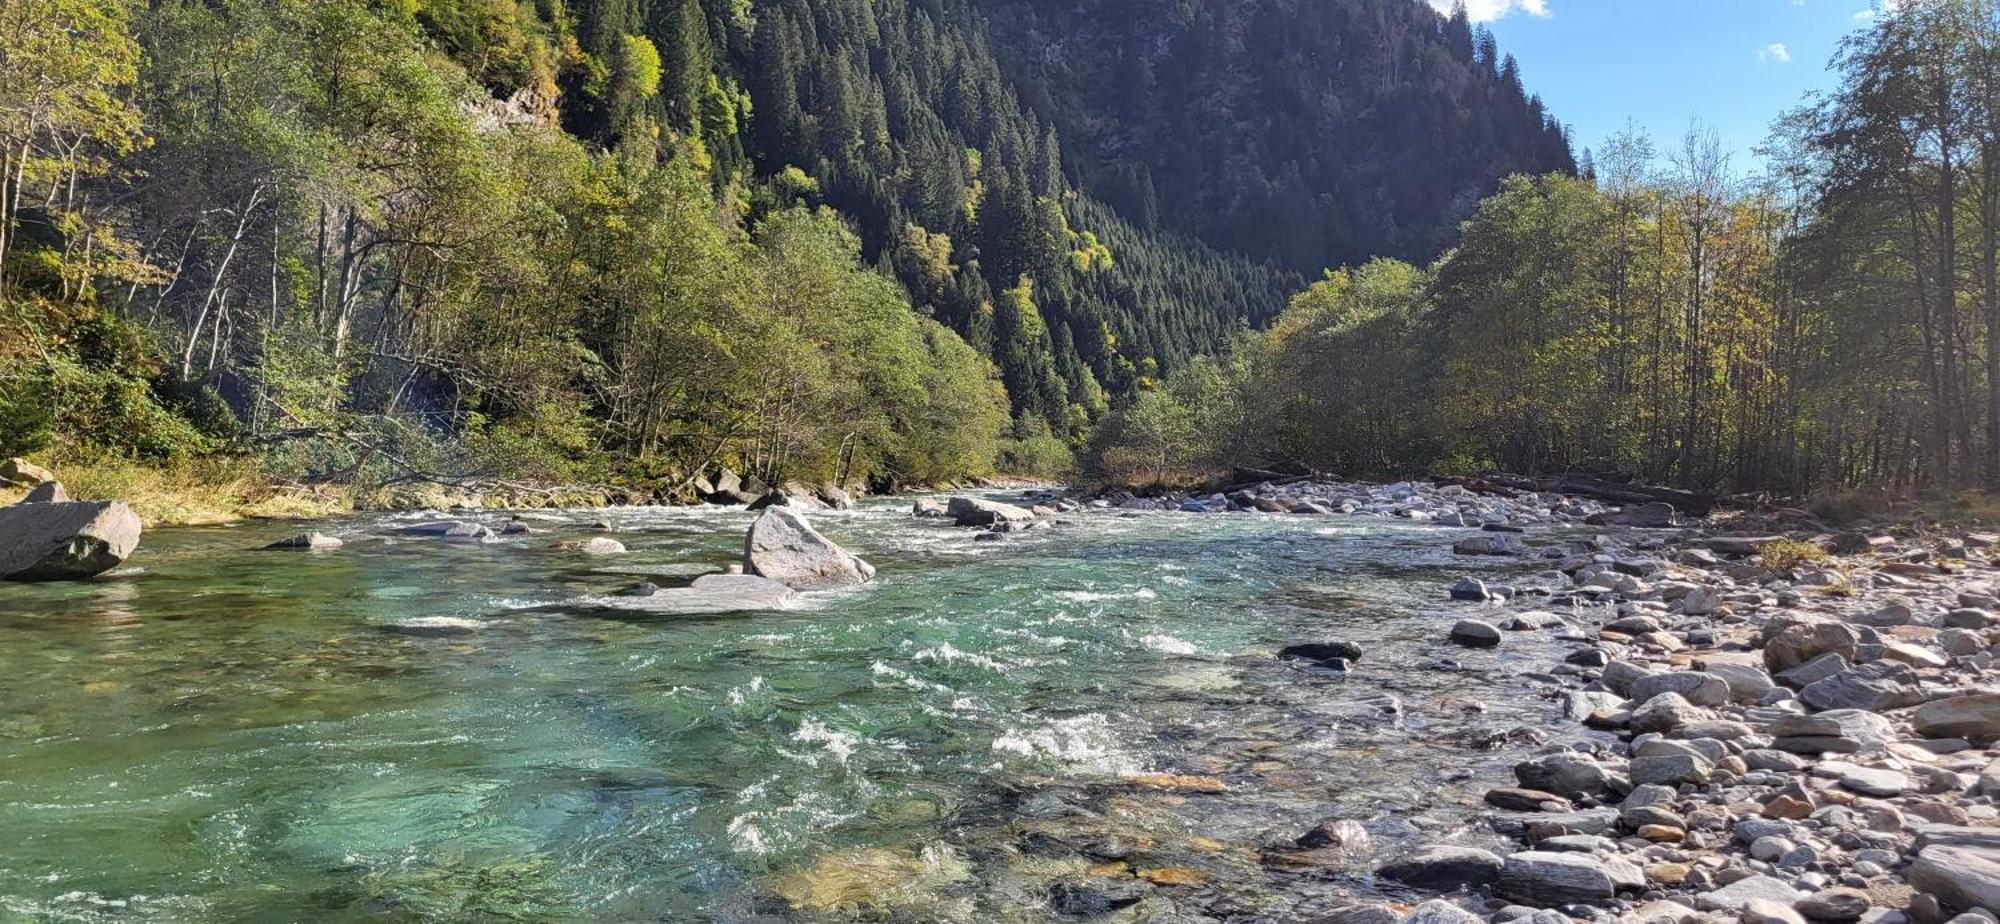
left=1449, top=577, right=1490, bottom=601
left=912, top=498, right=949, bottom=518
left=0, top=499, right=143, bottom=580
left=262, top=532, right=343, bottom=551
left=973, top=531, right=1007, bottom=542
left=1449, top=620, right=1501, bottom=648
left=1514, top=752, right=1616, bottom=798
left=1278, top=642, right=1364, bottom=666
left=623, top=582, right=661, bottom=597
left=744, top=507, right=873, bottom=589
left=1485, top=787, right=1574, bottom=812
left=1296, top=818, right=1372, bottom=852
left=1483, top=522, right=1526, bottom=533
left=501, top=520, right=533, bottom=535
left=1048, top=879, right=1147, bottom=916
left=1377, top=845, right=1504, bottom=890
left=1565, top=648, right=1611, bottom=668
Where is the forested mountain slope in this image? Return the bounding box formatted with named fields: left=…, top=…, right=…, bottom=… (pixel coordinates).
left=0, top=0, right=1571, bottom=492
left=975, top=0, right=1578, bottom=271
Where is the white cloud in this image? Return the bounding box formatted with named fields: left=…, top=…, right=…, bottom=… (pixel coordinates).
left=1426, top=0, right=1553, bottom=23
left=1759, top=42, right=1792, bottom=62
left=1855, top=0, right=1903, bottom=20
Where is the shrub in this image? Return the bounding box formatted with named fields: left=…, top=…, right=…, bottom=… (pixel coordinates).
left=1759, top=539, right=1829, bottom=573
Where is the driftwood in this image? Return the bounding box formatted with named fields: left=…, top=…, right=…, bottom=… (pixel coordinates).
left=1441, top=472, right=1718, bottom=516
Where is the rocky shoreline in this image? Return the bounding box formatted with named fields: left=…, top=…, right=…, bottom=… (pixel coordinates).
left=1088, top=475, right=2000, bottom=924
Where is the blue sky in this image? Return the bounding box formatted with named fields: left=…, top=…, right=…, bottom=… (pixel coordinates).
left=1430, top=0, right=1897, bottom=171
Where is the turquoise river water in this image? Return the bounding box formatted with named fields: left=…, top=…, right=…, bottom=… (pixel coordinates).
left=0, top=494, right=1598, bottom=923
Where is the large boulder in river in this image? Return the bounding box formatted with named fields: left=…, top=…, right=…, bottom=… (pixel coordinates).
left=947, top=496, right=1035, bottom=527
left=0, top=499, right=142, bottom=580
left=744, top=507, right=874, bottom=589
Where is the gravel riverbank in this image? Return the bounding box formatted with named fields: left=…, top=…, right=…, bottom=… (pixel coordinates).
left=1062, top=477, right=2000, bottom=924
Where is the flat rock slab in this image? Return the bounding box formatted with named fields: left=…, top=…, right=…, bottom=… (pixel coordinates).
left=582, top=574, right=797, bottom=615
left=1914, top=693, right=2000, bottom=742
left=1697, top=874, right=1803, bottom=912
left=0, top=500, right=142, bottom=580
left=1501, top=851, right=1617, bottom=904
left=1909, top=844, right=2000, bottom=913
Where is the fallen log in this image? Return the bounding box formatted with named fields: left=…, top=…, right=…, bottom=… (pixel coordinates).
left=1442, top=472, right=1718, bottom=516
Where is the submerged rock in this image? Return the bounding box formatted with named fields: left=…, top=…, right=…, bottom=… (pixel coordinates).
left=587, top=573, right=797, bottom=614
left=1278, top=641, right=1363, bottom=667
left=744, top=507, right=874, bottom=589
left=1377, top=845, right=1504, bottom=890
left=558, top=537, right=627, bottom=555
left=0, top=499, right=142, bottom=580
left=263, top=532, right=343, bottom=551
left=399, top=520, right=496, bottom=542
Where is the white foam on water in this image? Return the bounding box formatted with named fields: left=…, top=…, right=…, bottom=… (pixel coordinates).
left=1141, top=633, right=1199, bottom=655
left=1054, top=588, right=1158, bottom=603
left=727, top=675, right=767, bottom=706
left=911, top=642, right=1006, bottom=672
left=989, top=713, right=1141, bottom=776
left=791, top=717, right=860, bottom=765
left=396, top=616, right=482, bottom=631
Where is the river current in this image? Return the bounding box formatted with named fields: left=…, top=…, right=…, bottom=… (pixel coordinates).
left=0, top=493, right=1603, bottom=922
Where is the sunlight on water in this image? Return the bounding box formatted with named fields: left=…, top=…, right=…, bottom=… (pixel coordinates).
left=0, top=495, right=1595, bottom=921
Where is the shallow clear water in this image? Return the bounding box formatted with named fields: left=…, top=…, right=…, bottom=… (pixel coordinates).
left=0, top=495, right=1600, bottom=922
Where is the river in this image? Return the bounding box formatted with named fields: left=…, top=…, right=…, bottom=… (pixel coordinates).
left=0, top=493, right=1602, bottom=922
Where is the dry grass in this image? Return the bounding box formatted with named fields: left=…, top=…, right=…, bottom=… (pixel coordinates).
left=31, top=455, right=350, bottom=526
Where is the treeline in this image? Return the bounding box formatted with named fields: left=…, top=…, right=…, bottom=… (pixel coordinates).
left=1092, top=0, right=2000, bottom=497
left=0, top=0, right=1004, bottom=490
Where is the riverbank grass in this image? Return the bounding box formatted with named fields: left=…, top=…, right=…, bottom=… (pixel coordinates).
left=11, top=456, right=351, bottom=526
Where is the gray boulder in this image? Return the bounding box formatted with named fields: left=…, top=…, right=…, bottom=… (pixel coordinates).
left=1799, top=660, right=1925, bottom=712
left=1914, top=693, right=2000, bottom=742
left=0, top=500, right=143, bottom=580
left=1630, top=670, right=1732, bottom=707
left=1501, top=851, right=1618, bottom=905
left=20, top=480, right=68, bottom=503
left=0, top=457, right=54, bottom=487
left=744, top=507, right=874, bottom=589
left=947, top=496, right=1035, bottom=527
left=1448, top=619, right=1501, bottom=648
